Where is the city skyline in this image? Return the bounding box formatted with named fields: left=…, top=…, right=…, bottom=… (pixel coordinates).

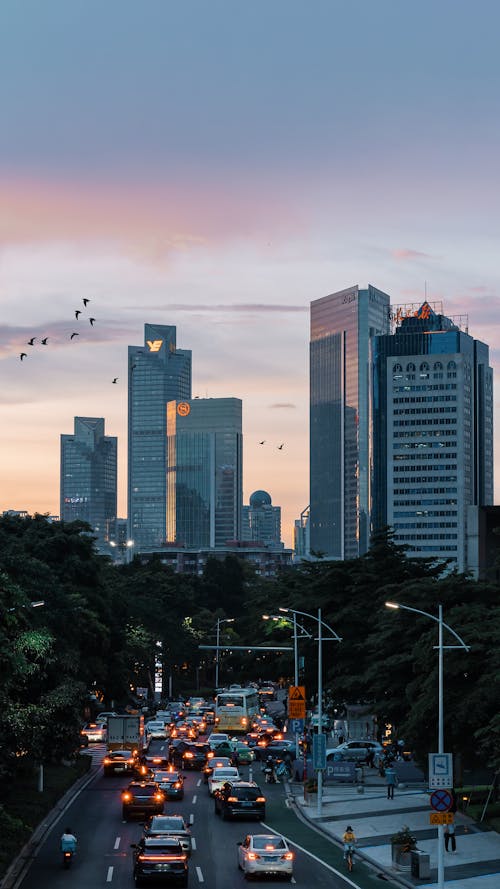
left=2, top=1, right=500, bottom=547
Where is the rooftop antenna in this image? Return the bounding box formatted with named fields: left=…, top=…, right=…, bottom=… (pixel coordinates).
left=424, top=280, right=428, bottom=301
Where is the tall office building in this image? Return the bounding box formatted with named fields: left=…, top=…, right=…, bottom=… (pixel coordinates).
left=241, top=490, right=282, bottom=545
left=166, top=398, right=242, bottom=547
left=310, top=285, right=391, bottom=559
left=60, top=417, right=117, bottom=550
left=372, top=302, right=493, bottom=571
left=128, top=325, right=192, bottom=551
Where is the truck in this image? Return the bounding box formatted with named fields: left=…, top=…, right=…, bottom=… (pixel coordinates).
left=106, top=715, right=144, bottom=754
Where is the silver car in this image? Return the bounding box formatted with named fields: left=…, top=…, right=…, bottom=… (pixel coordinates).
left=327, top=740, right=384, bottom=763
left=208, top=766, right=240, bottom=796
left=237, top=834, right=294, bottom=879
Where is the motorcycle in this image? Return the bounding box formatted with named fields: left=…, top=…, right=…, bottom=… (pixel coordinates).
left=62, top=850, right=74, bottom=869
left=264, top=765, right=276, bottom=784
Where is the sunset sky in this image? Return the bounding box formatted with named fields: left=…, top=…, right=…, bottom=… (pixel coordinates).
left=1, top=0, right=500, bottom=547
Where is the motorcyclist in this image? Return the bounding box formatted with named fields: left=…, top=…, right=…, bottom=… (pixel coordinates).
left=60, top=827, right=77, bottom=853
left=264, top=755, right=276, bottom=783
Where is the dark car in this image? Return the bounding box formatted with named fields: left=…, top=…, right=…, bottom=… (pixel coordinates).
left=153, top=770, right=184, bottom=800
left=103, top=749, right=139, bottom=777
left=203, top=754, right=233, bottom=784
left=179, top=742, right=213, bottom=771
left=214, top=781, right=266, bottom=821
left=254, top=739, right=295, bottom=761
left=143, top=739, right=171, bottom=770
left=131, top=836, right=188, bottom=887
left=122, top=781, right=165, bottom=821
left=200, top=706, right=215, bottom=724
left=143, top=814, right=193, bottom=855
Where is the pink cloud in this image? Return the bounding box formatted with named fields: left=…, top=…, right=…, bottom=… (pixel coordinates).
left=391, top=248, right=436, bottom=261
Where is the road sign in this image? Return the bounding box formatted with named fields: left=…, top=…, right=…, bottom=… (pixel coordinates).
left=290, top=718, right=304, bottom=734
left=430, top=789, right=453, bottom=812
left=429, top=812, right=454, bottom=825
left=312, top=733, right=327, bottom=770
left=428, top=753, right=453, bottom=788
left=288, top=685, right=306, bottom=719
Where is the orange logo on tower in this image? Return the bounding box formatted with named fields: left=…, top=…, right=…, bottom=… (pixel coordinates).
left=177, top=402, right=191, bottom=417
left=147, top=339, right=163, bottom=352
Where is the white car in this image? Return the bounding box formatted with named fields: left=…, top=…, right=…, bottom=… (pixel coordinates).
left=145, top=720, right=168, bottom=740
left=208, top=732, right=230, bottom=749
left=237, top=834, right=294, bottom=879
left=208, top=766, right=240, bottom=796
left=327, top=740, right=384, bottom=763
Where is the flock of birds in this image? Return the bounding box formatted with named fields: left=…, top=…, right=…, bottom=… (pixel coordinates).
left=259, top=440, right=285, bottom=450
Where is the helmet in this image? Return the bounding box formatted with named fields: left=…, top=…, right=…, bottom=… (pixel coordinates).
left=346, top=825, right=352, bottom=831
left=65, top=827, right=72, bottom=833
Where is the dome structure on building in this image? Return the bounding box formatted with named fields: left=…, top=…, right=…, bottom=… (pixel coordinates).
left=249, top=490, right=272, bottom=508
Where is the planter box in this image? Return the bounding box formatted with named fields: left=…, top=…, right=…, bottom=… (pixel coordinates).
left=391, top=843, right=414, bottom=872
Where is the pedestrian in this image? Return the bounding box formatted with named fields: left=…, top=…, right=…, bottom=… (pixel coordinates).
left=386, top=765, right=397, bottom=799
left=366, top=749, right=375, bottom=768
left=444, top=824, right=456, bottom=853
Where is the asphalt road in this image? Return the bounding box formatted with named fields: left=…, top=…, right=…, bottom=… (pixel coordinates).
left=18, top=743, right=361, bottom=888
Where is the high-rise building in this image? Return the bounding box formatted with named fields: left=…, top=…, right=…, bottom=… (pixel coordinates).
left=242, top=490, right=282, bottom=545
left=60, top=417, right=117, bottom=550
left=309, top=284, right=391, bottom=559
left=293, top=505, right=310, bottom=560
left=128, top=325, right=192, bottom=551
left=372, top=302, right=493, bottom=571
left=166, top=398, right=242, bottom=547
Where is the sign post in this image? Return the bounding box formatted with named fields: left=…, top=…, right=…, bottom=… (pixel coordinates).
left=428, top=753, right=453, bottom=789
left=287, top=685, right=306, bottom=720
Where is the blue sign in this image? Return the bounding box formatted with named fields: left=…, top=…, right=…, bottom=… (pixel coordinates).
left=430, top=789, right=453, bottom=812
left=312, top=733, right=327, bottom=770
left=291, top=718, right=304, bottom=734
left=324, top=762, right=356, bottom=783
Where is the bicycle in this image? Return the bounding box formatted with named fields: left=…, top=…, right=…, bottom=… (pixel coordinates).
left=276, top=761, right=292, bottom=781
left=345, top=845, right=355, bottom=872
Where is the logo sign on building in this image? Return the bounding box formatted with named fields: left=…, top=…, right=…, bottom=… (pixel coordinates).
left=147, top=339, right=163, bottom=352
left=177, top=402, right=191, bottom=417
left=312, top=733, right=327, bottom=770
left=288, top=685, right=306, bottom=719
left=428, top=753, right=453, bottom=788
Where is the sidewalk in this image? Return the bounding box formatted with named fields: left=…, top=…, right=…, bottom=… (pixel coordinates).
left=290, top=770, right=500, bottom=889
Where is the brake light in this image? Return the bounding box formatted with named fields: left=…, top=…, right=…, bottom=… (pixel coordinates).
left=282, top=852, right=294, bottom=860
left=122, top=792, right=131, bottom=801
left=207, top=751, right=214, bottom=758
left=256, top=796, right=266, bottom=802
left=174, top=782, right=181, bottom=788
left=154, top=792, right=164, bottom=801
left=127, top=758, right=134, bottom=765
left=103, top=758, right=110, bottom=764
left=248, top=852, right=260, bottom=860
left=153, top=758, right=162, bottom=763
left=183, top=752, right=194, bottom=758
left=227, top=796, right=238, bottom=802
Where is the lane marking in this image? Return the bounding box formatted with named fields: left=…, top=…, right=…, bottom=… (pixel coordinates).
left=260, top=821, right=359, bottom=889
left=291, top=878, right=296, bottom=884
left=196, top=865, right=204, bottom=882
left=192, top=795, right=197, bottom=804
left=197, top=778, right=202, bottom=787
left=106, top=865, right=114, bottom=882
left=190, top=813, right=195, bottom=823
left=113, top=837, right=120, bottom=850
left=191, top=837, right=197, bottom=850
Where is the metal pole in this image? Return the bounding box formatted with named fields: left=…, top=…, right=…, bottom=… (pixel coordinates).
left=293, top=613, right=300, bottom=761
left=437, top=604, right=444, bottom=889
left=317, top=607, right=323, bottom=817
left=215, top=619, right=220, bottom=690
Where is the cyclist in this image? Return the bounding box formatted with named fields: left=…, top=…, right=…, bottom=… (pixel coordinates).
left=342, top=825, right=356, bottom=865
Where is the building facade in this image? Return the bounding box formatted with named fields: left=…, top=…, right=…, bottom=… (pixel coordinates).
left=166, top=398, right=243, bottom=547
left=60, top=416, right=117, bottom=550
left=309, top=284, right=391, bottom=559
left=241, top=490, right=281, bottom=545
left=128, top=325, right=192, bottom=551
left=372, top=303, right=493, bottom=571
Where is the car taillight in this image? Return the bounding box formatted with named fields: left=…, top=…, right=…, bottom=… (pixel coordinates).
left=184, top=752, right=194, bottom=758
left=153, top=758, right=162, bottom=763
left=122, top=792, right=131, bottom=801
left=174, top=782, right=181, bottom=788
left=154, top=792, right=164, bottom=801
left=248, top=852, right=260, bottom=860
left=282, top=852, right=294, bottom=860
left=256, top=796, right=266, bottom=802
left=227, top=796, right=238, bottom=802
left=127, top=759, right=134, bottom=765
left=207, top=751, right=214, bottom=758
left=103, top=758, right=110, bottom=764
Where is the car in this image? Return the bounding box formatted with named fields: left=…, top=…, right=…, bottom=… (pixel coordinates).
left=170, top=723, right=197, bottom=740
left=142, top=739, right=171, bottom=769
left=200, top=706, right=216, bottom=724
left=203, top=755, right=233, bottom=784
left=81, top=722, right=107, bottom=743
left=207, top=732, right=230, bottom=748
left=328, top=740, right=384, bottom=763
left=131, top=836, right=188, bottom=887
left=254, top=740, right=295, bottom=761
left=103, top=749, right=139, bottom=776
left=122, top=781, right=165, bottom=821
left=237, top=833, right=294, bottom=880
left=145, top=720, right=168, bottom=740
left=208, top=766, right=240, bottom=796
left=144, top=814, right=193, bottom=855
left=214, top=781, right=266, bottom=821
left=231, top=741, right=255, bottom=764
left=153, top=769, right=184, bottom=800
left=179, top=742, right=213, bottom=770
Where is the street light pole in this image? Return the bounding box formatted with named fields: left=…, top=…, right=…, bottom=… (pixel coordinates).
left=215, top=618, right=234, bottom=690
left=262, top=613, right=311, bottom=761
left=386, top=601, right=469, bottom=889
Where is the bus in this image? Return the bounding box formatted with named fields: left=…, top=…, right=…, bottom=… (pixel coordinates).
left=215, top=688, right=260, bottom=734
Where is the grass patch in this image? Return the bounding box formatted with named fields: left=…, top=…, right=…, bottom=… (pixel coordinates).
left=0, top=756, right=91, bottom=878
left=465, top=802, right=500, bottom=833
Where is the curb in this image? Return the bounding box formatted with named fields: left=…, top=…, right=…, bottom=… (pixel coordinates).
left=0, top=760, right=99, bottom=889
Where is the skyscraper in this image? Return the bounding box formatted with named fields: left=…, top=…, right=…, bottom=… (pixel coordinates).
left=166, top=398, right=243, bottom=548
left=309, top=285, right=391, bottom=559
left=60, top=417, right=117, bottom=550
left=372, top=302, right=493, bottom=571
left=242, top=490, right=282, bottom=545
left=128, top=325, right=191, bottom=551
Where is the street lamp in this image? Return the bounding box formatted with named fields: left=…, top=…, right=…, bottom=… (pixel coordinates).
left=109, top=539, right=134, bottom=563
left=215, top=618, right=235, bottom=689
left=279, top=606, right=342, bottom=816
left=7, top=600, right=45, bottom=612
left=385, top=601, right=470, bottom=889
left=263, top=614, right=312, bottom=759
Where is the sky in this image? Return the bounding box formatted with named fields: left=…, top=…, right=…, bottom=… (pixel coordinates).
left=1, top=0, right=500, bottom=548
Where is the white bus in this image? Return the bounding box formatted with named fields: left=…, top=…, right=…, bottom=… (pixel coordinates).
left=215, top=688, right=260, bottom=734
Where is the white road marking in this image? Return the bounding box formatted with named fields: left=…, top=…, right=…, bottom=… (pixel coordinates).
left=291, top=878, right=296, bottom=884
left=196, top=865, right=204, bottom=882
left=113, top=837, right=120, bottom=850
left=260, top=822, right=359, bottom=889
left=106, top=865, right=114, bottom=881
left=191, top=837, right=197, bottom=850
left=196, top=778, right=201, bottom=787
left=190, top=813, right=195, bottom=823
left=192, top=795, right=197, bottom=804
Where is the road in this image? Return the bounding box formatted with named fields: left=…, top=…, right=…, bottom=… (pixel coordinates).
left=18, top=743, right=363, bottom=888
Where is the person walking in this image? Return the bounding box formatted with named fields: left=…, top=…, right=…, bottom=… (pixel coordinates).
left=386, top=764, right=397, bottom=799
left=444, top=824, right=456, bottom=853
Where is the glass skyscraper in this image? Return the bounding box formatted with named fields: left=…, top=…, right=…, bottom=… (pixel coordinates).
left=128, top=324, right=192, bottom=551
left=241, top=490, right=282, bottom=545
left=372, top=303, right=493, bottom=571
left=166, top=398, right=242, bottom=547
left=310, top=285, right=391, bottom=558
left=60, top=417, right=117, bottom=550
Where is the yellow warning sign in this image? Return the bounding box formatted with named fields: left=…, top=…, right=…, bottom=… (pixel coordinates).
left=429, top=812, right=454, bottom=825
left=288, top=686, right=306, bottom=719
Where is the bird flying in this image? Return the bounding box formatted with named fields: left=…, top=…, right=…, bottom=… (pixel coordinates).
left=112, top=378, right=118, bottom=384
left=19, top=352, right=27, bottom=360
left=89, top=317, right=96, bottom=326
left=82, top=298, right=90, bottom=306
left=259, top=440, right=266, bottom=445
left=277, top=443, right=284, bottom=450
left=27, top=337, right=36, bottom=345
left=41, top=337, right=48, bottom=345
left=70, top=332, right=79, bottom=340
left=75, top=310, right=81, bottom=319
